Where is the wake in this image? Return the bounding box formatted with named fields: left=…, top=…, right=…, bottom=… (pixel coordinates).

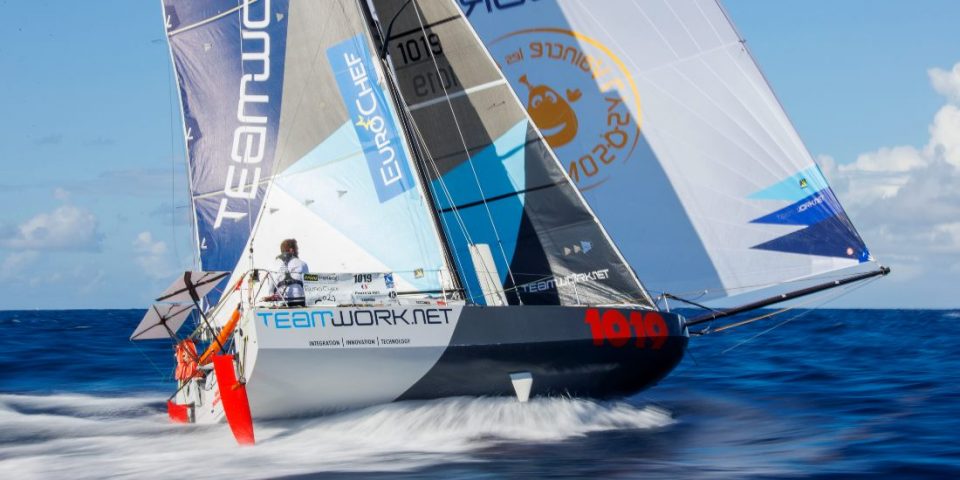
left=0, top=393, right=672, bottom=479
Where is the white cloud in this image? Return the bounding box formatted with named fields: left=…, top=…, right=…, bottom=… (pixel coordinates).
left=841, top=145, right=925, bottom=174
left=929, top=63, right=960, bottom=104
left=133, top=231, right=176, bottom=280
left=53, top=187, right=71, bottom=201
left=0, top=205, right=103, bottom=251
left=0, top=251, right=40, bottom=282
left=827, top=61, right=960, bottom=270
left=926, top=104, right=960, bottom=167
left=834, top=147, right=923, bottom=208
left=133, top=231, right=167, bottom=256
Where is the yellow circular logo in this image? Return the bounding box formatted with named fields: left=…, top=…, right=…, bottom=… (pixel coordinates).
left=491, top=28, right=643, bottom=191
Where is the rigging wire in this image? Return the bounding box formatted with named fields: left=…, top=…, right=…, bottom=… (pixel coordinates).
left=404, top=117, right=488, bottom=303
left=692, top=275, right=880, bottom=356
left=159, top=0, right=201, bottom=271
left=406, top=0, right=523, bottom=303
left=166, top=57, right=184, bottom=271
left=236, top=3, right=256, bottom=273
left=652, top=265, right=887, bottom=305
left=131, top=340, right=171, bottom=382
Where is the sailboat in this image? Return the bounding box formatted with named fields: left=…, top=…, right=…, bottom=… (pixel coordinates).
left=133, top=0, right=887, bottom=444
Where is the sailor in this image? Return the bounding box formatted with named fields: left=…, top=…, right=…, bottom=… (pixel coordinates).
left=273, top=238, right=309, bottom=307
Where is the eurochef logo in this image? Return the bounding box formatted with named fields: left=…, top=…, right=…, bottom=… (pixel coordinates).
left=328, top=34, right=415, bottom=203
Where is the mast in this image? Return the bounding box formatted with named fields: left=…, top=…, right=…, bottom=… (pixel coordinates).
left=356, top=0, right=464, bottom=296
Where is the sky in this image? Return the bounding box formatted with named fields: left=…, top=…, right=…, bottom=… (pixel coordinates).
left=0, top=0, right=957, bottom=309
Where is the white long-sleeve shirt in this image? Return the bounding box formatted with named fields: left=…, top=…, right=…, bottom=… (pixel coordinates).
left=273, top=255, right=309, bottom=300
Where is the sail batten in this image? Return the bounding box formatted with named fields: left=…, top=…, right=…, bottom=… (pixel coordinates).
left=437, top=180, right=565, bottom=214
left=166, top=2, right=252, bottom=37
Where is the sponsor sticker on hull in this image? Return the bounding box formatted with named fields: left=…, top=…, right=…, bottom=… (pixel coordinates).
left=254, top=306, right=462, bottom=350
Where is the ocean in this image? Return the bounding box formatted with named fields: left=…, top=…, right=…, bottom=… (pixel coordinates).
left=0, top=309, right=957, bottom=479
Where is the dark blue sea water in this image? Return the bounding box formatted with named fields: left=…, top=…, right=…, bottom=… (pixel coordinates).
left=1, top=309, right=958, bottom=479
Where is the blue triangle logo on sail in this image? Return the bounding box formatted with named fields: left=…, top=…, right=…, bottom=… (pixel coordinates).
left=748, top=167, right=868, bottom=261
left=748, top=165, right=830, bottom=202
left=752, top=216, right=870, bottom=262
left=750, top=189, right=844, bottom=226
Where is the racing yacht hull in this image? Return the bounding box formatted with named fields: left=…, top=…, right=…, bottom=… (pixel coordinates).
left=179, top=305, right=687, bottom=422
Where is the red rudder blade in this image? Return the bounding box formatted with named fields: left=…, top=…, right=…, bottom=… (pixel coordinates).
left=212, top=354, right=256, bottom=445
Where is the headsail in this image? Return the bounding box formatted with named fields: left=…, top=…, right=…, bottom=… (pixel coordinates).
left=163, top=0, right=453, bottom=304
left=370, top=0, right=653, bottom=307
left=462, top=0, right=874, bottom=303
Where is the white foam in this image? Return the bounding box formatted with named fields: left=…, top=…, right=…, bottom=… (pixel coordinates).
left=0, top=393, right=672, bottom=479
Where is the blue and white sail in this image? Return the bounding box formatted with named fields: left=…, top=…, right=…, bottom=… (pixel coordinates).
left=462, top=0, right=873, bottom=302
left=163, top=0, right=453, bottom=308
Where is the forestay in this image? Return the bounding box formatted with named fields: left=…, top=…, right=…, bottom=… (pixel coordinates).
left=371, top=0, right=653, bottom=307
left=163, top=0, right=453, bottom=308
left=462, top=0, right=872, bottom=302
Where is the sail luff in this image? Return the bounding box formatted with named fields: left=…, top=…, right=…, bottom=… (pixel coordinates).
left=357, top=0, right=464, bottom=295
left=402, top=105, right=492, bottom=303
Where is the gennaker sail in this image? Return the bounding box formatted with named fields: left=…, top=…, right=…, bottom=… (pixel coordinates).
left=461, top=0, right=887, bottom=314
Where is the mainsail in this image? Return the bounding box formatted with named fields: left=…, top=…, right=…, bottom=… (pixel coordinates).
left=369, top=0, right=653, bottom=307
left=163, top=0, right=454, bottom=305
left=462, top=0, right=876, bottom=303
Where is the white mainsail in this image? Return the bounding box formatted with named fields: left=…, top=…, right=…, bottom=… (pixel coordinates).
left=462, top=0, right=874, bottom=303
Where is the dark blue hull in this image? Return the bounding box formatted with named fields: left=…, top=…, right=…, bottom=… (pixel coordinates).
left=399, top=306, right=688, bottom=400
